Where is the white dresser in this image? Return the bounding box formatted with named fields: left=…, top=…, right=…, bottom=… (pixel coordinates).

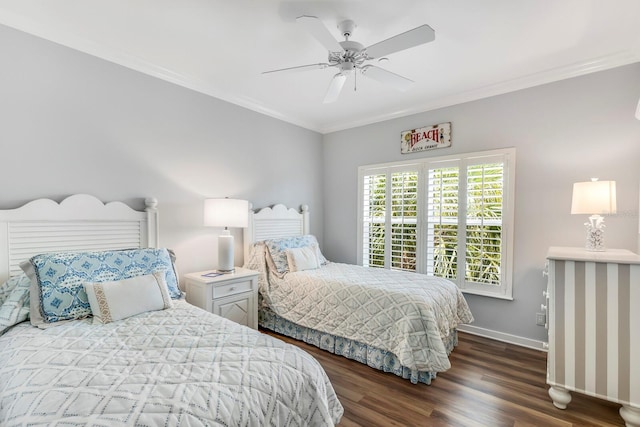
left=546, top=247, right=640, bottom=426
left=184, top=268, right=259, bottom=329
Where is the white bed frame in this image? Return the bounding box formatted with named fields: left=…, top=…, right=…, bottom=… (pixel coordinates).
left=0, top=194, right=158, bottom=283
left=243, top=203, right=309, bottom=261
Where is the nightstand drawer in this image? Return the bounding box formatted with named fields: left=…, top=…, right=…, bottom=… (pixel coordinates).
left=213, top=280, right=252, bottom=299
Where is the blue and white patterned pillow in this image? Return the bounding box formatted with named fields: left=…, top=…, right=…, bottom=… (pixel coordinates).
left=21, top=248, right=180, bottom=325
left=0, top=274, right=31, bottom=335
left=265, top=235, right=327, bottom=274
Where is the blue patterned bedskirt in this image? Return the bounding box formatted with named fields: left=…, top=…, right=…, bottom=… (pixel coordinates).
left=259, top=306, right=458, bottom=385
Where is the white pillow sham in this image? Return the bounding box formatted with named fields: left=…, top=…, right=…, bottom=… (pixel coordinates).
left=286, top=244, right=320, bottom=272
left=84, top=271, right=173, bottom=324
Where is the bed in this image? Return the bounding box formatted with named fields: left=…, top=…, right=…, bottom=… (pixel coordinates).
left=0, top=195, right=343, bottom=426
left=243, top=204, right=474, bottom=385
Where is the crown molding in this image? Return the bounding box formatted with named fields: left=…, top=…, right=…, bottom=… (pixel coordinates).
left=319, top=51, right=640, bottom=134
left=2, top=13, right=638, bottom=135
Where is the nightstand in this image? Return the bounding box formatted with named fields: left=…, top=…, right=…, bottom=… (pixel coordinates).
left=184, top=267, right=259, bottom=329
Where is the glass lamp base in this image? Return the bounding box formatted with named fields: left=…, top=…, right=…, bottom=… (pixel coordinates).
left=584, top=224, right=605, bottom=252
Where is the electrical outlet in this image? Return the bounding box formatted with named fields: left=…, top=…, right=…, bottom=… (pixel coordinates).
left=536, top=312, right=546, bottom=326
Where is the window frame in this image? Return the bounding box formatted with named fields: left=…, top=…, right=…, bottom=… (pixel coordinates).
left=359, top=163, right=422, bottom=270
left=357, top=148, right=516, bottom=300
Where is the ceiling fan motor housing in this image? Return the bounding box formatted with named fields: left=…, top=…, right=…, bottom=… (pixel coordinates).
left=329, top=40, right=366, bottom=69
left=340, top=40, right=364, bottom=52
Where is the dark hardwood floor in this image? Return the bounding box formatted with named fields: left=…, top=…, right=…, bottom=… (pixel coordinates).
left=262, top=330, right=624, bottom=426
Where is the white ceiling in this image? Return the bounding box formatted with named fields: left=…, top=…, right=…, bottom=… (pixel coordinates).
left=1, top=0, right=640, bottom=133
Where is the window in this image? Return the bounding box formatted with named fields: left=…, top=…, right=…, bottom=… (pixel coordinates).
left=362, top=166, right=419, bottom=271
left=357, top=149, right=515, bottom=299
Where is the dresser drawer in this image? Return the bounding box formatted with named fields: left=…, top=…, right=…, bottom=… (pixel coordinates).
left=213, top=280, right=252, bottom=299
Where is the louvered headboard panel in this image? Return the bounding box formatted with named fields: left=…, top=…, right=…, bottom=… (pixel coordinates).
left=0, top=195, right=158, bottom=283
left=243, top=204, right=309, bottom=261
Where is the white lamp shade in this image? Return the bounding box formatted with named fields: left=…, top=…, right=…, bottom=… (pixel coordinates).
left=571, top=180, right=617, bottom=215
left=204, top=198, right=249, bottom=228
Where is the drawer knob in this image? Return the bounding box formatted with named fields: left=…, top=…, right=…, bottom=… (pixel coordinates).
left=543, top=290, right=549, bottom=298
left=541, top=303, right=547, bottom=311
left=229, top=286, right=236, bottom=291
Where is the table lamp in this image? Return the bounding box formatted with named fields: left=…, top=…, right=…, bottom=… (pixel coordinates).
left=204, top=198, right=249, bottom=273
left=571, top=179, right=616, bottom=251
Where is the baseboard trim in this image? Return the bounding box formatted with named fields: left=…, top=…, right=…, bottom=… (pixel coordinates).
left=457, top=324, right=548, bottom=352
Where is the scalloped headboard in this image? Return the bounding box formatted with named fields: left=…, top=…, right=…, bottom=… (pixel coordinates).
left=0, top=194, right=158, bottom=282
left=243, top=204, right=309, bottom=260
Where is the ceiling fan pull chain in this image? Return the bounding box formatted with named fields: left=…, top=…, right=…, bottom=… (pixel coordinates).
left=354, top=69, right=357, bottom=92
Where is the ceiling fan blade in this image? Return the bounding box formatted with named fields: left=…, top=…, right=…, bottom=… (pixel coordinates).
left=365, top=24, right=435, bottom=59
left=323, top=73, right=347, bottom=103
left=297, top=15, right=343, bottom=53
left=262, top=63, right=332, bottom=74
left=362, top=65, right=413, bottom=91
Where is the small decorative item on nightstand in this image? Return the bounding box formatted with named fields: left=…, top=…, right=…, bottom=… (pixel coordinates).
left=184, top=267, right=259, bottom=329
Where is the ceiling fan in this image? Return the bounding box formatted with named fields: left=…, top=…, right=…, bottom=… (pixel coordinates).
left=263, top=16, right=435, bottom=103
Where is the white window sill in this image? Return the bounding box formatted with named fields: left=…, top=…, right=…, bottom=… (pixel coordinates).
left=461, top=288, right=513, bottom=301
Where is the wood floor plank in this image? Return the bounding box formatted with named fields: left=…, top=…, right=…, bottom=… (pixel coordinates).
left=262, top=329, right=625, bottom=426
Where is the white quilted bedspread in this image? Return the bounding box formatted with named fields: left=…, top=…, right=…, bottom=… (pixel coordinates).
left=0, top=300, right=343, bottom=426
left=265, top=263, right=474, bottom=372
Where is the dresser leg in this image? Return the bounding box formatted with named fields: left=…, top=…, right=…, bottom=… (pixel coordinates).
left=548, top=386, right=572, bottom=409
left=620, top=405, right=640, bottom=427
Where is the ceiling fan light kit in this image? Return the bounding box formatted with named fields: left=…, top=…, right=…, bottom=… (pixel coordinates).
left=263, top=15, right=435, bottom=103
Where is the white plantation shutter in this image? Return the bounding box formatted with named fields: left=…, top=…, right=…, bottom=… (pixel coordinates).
left=362, top=173, right=386, bottom=268
left=360, top=167, right=419, bottom=271
left=358, top=148, right=514, bottom=299
left=390, top=171, right=418, bottom=272
left=425, top=165, right=459, bottom=280
left=465, top=162, right=504, bottom=286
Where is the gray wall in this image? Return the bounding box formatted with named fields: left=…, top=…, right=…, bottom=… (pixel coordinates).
left=2, top=23, right=639, bottom=343
left=0, top=24, right=324, bottom=281
left=323, top=63, right=640, bottom=342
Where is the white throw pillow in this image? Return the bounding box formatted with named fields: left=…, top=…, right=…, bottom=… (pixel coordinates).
left=286, top=245, right=320, bottom=272
left=84, top=271, right=173, bottom=324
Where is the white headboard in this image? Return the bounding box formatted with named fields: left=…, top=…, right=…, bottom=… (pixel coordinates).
left=243, top=204, right=309, bottom=260
left=0, top=194, right=158, bottom=282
